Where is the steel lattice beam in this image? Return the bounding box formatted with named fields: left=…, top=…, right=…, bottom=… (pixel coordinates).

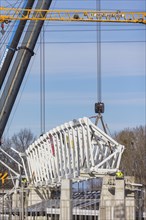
left=26, top=117, right=125, bottom=186
left=0, top=8, right=146, bottom=24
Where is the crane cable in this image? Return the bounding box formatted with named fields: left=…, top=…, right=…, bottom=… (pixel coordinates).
left=39, top=0, right=58, bottom=134
left=40, top=25, right=46, bottom=134
left=96, top=0, right=101, bottom=103
left=94, top=0, right=108, bottom=133
left=40, top=0, right=46, bottom=134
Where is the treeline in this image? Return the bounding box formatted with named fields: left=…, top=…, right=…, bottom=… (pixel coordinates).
left=0, top=125, right=145, bottom=188
left=114, top=125, right=146, bottom=185
left=0, top=129, right=35, bottom=188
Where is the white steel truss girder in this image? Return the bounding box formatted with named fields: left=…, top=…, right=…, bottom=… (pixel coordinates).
left=26, top=117, right=125, bottom=186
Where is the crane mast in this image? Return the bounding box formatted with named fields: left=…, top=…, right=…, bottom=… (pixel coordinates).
left=0, top=0, right=53, bottom=140
left=0, top=0, right=35, bottom=89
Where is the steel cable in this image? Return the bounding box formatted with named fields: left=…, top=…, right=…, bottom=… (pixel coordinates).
left=96, top=0, right=102, bottom=103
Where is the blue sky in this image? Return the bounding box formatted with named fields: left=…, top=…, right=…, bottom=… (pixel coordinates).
left=0, top=0, right=145, bottom=138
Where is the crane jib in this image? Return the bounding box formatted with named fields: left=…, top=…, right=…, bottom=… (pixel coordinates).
left=0, top=8, right=146, bottom=24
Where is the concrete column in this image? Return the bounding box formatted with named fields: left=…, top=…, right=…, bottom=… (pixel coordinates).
left=125, top=177, right=136, bottom=220
left=99, top=176, right=115, bottom=220
left=99, top=176, right=137, bottom=220
left=11, top=190, right=20, bottom=220
left=114, top=179, right=125, bottom=220
left=125, top=194, right=135, bottom=220
left=60, top=179, right=72, bottom=220
left=144, top=186, right=146, bottom=220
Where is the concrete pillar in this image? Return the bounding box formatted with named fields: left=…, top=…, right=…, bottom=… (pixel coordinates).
left=114, top=179, right=125, bottom=220
left=125, top=194, right=135, bottom=220
left=125, top=177, right=136, bottom=220
left=11, top=191, right=21, bottom=220
left=99, top=176, right=136, bottom=220
left=143, top=186, right=146, bottom=220
left=60, top=179, right=72, bottom=220
left=99, top=175, right=115, bottom=220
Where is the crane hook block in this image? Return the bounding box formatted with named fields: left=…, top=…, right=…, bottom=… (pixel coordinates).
left=95, top=102, right=104, bottom=114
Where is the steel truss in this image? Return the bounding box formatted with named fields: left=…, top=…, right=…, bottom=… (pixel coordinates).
left=26, top=117, right=125, bottom=186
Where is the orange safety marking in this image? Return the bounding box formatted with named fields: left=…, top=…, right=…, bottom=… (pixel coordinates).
left=0, top=172, right=8, bottom=184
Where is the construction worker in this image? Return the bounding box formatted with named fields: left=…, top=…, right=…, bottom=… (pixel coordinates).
left=21, top=177, right=27, bottom=187
left=115, top=170, right=124, bottom=179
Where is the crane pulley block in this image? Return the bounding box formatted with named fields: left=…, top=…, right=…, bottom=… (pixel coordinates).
left=95, top=102, right=104, bottom=114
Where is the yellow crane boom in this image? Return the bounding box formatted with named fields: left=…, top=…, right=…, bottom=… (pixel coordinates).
left=0, top=7, right=146, bottom=24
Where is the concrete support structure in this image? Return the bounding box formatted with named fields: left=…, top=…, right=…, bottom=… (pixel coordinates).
left=99, top=176, right=114, bottom=220
left=7, top=176, right=143, bottom=220
left=114, top=179, right=125, bottom=220
left=60, top=179, right=72, bottom=220
left=144, top=187, right=146, bottom=219
left=125, top=177, right=136, bottom=220
left=99, top=176, right=136, bottom=220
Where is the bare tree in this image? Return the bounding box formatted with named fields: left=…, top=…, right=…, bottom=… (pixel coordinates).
left=114, top=125, right=146, bottom=185
left=0, top=129, right=36, bottom=188
left=11, top=128, right=36, bottom=152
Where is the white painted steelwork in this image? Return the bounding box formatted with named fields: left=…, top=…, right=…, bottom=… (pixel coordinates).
left=26, top=117, right=125, bottom=186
